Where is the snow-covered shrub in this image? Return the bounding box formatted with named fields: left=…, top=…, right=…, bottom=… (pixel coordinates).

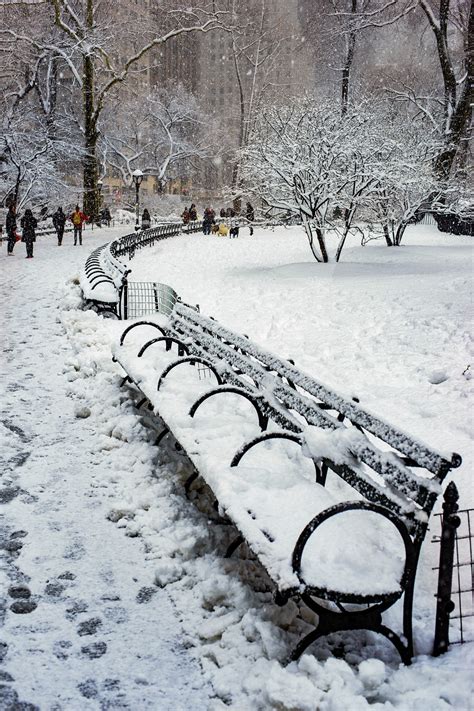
left=241, top=100, right=381, bottom=262
left=241, top=99, right=444, bottom=259
left=368, top=114, right=442, bottom=246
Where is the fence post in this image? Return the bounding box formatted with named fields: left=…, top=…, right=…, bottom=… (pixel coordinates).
left=433, top=481, right=461, bottom=656
left=120, top=270, right=131, bottom=320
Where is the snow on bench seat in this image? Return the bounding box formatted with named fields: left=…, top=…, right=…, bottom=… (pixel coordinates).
left=80, top=243, right=124, bottom=305
left=112, top=334, right=406, bottom=599
left=80, top=274, right=119, bottom=304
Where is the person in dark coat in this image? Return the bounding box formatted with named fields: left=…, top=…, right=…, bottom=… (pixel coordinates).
left=141, top=208, right=151, bottom=230
left=6, top=204, right=17, bottom=256
left=104, top=207, right=111, bottom=227
left=181, top=207, right=190, bottom=225
left=202, top=207, right=215, bottom=235
left=52, top=207, right=67, bottom=245
left=246, top=202, right=255, bottom=235
left=189, top=203, right=197, bottom=221
left=20, top=209, right=37, bottom=258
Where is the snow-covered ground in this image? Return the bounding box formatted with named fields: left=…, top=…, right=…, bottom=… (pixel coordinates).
left=1, top=224, right=472, bottom=709
left=0, top=228, right=212, bottom=709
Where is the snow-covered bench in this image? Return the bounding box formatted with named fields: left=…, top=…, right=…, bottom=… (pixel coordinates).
left=112, top=306, right=461, bottom=664
left=80, top=244, right=126, bottom=317
left=111, top=221, right=204, bottom=260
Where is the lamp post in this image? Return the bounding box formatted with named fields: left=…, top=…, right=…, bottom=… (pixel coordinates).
left=97, top=179, right=103, bottom=226
left=132, top=169, right=143, bottom=231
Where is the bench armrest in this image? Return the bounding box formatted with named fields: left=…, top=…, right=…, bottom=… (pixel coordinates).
left=291, top=500, right=417, bottom=595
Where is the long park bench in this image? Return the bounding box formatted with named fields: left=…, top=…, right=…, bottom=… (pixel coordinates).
left=112, top=304, right=462, bottom=664
left=80, top=244, right=127, bottom=317
left=80, top=221, right=204, bottom=317
left=80, top=218, right=303, bottom=318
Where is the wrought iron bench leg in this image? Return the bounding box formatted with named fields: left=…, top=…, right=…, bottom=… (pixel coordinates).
left=290, top=594, right=412, bottom=665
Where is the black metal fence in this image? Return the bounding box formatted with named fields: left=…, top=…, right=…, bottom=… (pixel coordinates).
left=432, top=482, right=473, bottom=655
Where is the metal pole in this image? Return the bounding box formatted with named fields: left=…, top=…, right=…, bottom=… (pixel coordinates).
left=135, top=182, right=140, bottom=231
left=433, top=482, right=461, bottom=656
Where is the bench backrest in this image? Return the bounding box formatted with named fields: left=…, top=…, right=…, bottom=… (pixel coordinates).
left=110, top=221, right=203, bottom=260
left=169, top=303, right=461, bottom=542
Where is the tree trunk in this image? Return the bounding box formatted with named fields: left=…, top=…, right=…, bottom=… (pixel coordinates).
left=231, top=45, right=246, bottom=190
left=303, top=217, right=329, bottom=262
left=335, top=206, right=356, bottom=261
left=382, top=223, right=393, bottom=246
left=394, top=222, right=407, bottom=246
left=82, top=52, right=98, bottom=219
left=421, top=0, right=473, bottom=182
left=82, top=0, right=98, bottom=218
left=341, top=0, right=357, bottom=116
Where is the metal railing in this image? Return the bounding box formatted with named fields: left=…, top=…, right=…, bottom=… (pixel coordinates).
left=432, top=482, right=473, bottom=654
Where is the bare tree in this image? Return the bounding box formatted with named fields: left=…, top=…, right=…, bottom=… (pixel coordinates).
left=1, top=0, right=224, bottom=217
left=0, top=22, right=79, bottom=209
left=368, top=116, right=442, bottom=245
left=331, top=0, right=473, bottom=180
left=225, top=0, right=292, bottom=188
left=101, top=86, right=212, bottom=192
left=417, top=0, right=473, bottom=181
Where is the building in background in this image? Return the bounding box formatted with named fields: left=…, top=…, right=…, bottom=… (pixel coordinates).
left=147, top=0, right=313, bottom=196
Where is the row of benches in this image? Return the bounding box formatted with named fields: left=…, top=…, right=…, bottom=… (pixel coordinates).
left=80, top=244, right=126, bottom=317
left=112, top=306, right=462, bottom=664
left=80, top=216, right=298, bottom=317
left=80, top=221, right=204, bottom=317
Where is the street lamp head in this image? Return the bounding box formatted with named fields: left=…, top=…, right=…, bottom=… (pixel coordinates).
left=132, top=169, right=144, bottom=187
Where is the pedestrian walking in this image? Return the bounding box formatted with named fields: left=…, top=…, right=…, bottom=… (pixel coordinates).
left=246, top=202, right=255, bottom=236
left=52, top=207, right=67, bottom=245
left=202, top=207, right=215, bottom=235
left=6, top=204, right=17, bottom=256
left=181, top=207, right=190, bottom=225
left=104, top=207, right=111, bottom=227
left=70, top=205, right=88, bottom=245
left=189, top=203, right=197, bottom=221
left=20, top=209, right=37, bottom=258
left=141, top=208, right=151, bottom=230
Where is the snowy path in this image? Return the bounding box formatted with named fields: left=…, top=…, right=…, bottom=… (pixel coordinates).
left=0, top=231, right=211, bottom=710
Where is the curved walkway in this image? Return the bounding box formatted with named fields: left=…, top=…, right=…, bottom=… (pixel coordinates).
left=0, top=231, right=211, bottom=709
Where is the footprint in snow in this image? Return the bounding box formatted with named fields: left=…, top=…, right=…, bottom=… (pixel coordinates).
left=81, top=641, right=107, bottom=659
left=77, top=617, right=102, bottom=636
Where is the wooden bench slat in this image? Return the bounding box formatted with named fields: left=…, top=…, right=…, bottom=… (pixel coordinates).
left=169, top=316, right=441, bottom=517
left=173, top=304, right=459, bottom=479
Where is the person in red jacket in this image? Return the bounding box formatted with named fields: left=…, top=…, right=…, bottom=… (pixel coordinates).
left=70, top=205, right=88, bottom=245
